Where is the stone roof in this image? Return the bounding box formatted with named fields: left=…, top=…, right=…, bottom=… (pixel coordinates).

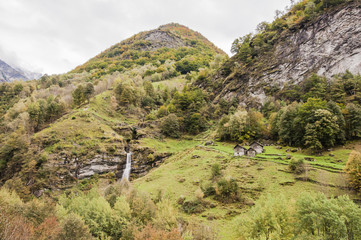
left=234, top=144, right=246, bottom=150
left=250, top=142, right=263, bottom=147
left=246, top=147, right=257, bottom=153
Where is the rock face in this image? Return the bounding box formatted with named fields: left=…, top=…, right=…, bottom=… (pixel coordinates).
left=0, top=59, right=42, bottom=82
left=211, top=3, right=361, bottom=106
left=77, top=155, right=123, bottom=179
left=267, top=4, right=361, bottom=84
left=130, top=145, right=171, bottom=178
left=55, top=154, right=125, bottom=180
left=53, top=144, right=171, bottom=183
left=143, top=30, right=186, bottom=51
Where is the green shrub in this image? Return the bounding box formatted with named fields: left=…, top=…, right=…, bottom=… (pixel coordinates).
left=156, top=106, right=168, bottom=118
left=211, top=163, right=221, bottom=179
left=202, top=183, right=216, bottom=197
left=57, top=213, right=94, bottom=240
left=288, top=158, right=305, bottom=174
left=161, top=114, right=180, bottom=138
left=216, top=178, right=239, bottom=203
left=181, top=200, right=205, bottom=214
left=186, top=113, right=207, bottom=135
left=345, top=150, right=361, bottom=191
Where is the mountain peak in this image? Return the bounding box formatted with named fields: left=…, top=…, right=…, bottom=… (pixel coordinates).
left=0, top=59, right=42, bottom=82
left=72, top=23, right=225, bottom=76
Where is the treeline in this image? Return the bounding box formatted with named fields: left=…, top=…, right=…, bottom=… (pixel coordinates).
left=270, top=72, right=361, bottom=104
left=216, top=72, right=361, bottom=151
left=0, top=72, right=95, bottom=182
left=270, top=99, right=361, bottom=150
left=0, top=82, right=34, bottom=119
left=269, top=72, right=361, bottom=149
left=237, top=193, right=361, bottom=240
left=0, top=182, right=215, bottom=240
left=113, top=78, right=210, bottom=137
left=108, top=55, right=227, bottom=138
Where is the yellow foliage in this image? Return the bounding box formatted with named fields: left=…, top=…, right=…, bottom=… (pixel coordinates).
left=345, top=150, right=361, bottom=191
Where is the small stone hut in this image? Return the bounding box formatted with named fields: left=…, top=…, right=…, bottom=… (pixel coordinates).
left=250, top=142, right=263, bottom=154
left=234, top=144, right=247, bottom=156
left=246, top=148, right=257, bottom=157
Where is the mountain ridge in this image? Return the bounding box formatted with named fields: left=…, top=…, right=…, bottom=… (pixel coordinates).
left=0, top=58, right=42, bottom=82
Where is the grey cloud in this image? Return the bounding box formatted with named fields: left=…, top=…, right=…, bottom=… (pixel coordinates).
left=0, top=0, right=290, bottom=74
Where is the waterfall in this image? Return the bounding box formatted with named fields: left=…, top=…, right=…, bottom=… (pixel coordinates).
left=122, top=152, right=132, bottom=181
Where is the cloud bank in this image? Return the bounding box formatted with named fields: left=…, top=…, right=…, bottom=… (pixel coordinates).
left=0, top=0, right=290, bottom=74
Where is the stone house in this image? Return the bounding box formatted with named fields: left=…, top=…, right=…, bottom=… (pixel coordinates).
left=246, top=148, right=257, bottom=157
left=234, top=144, right=247, bottom=156
left=250, top=142, right=263, bottom=154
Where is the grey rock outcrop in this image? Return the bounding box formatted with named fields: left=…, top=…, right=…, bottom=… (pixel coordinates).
left=212, top=3, right=361, bottom=106
left=54, top=145, right=171, bottom=182
left=57, top=154, right=124, bottom=180
left=77, top=155, right=123, bottom=179
left=143, top=30, right=186, bottom=51
left=265, top=4, right=361, bottom=85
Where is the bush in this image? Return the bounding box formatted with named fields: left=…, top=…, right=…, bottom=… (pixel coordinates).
left=237, top=195, right=293, bottom=239
left=211, top=163, right=221, bottom=179
left=186, top=113, right=207, bottom=135
left=161, top=114, right=180, bottom=138
left=152, top=199, right=178, bottom=231
left=0, top=209, right=34, bottom=240
left=58, top=189, right=123, bottom=239
left=288, top=158, right=305, bottom=174
left=57, top=213, right=94, bottom=240
left=33, top=217, right=61, bottom=240
left=202, top=183, right=216, bottom=197
left=184, top=220, right=217, bottom=240
left=216, top=178, right=239, bottom=203
left=156, top=106, right=168, bottom=118
left=345, top=150, right=361, bottom=191
left=182, top=200, right=205, bottom=214
left=238, top=193, right=361, bottom=240
left=145, top=111, right=157, bottom=121
left=297, top=193, right=361, bottom=239
left=133, top=224, right=182, bottom=240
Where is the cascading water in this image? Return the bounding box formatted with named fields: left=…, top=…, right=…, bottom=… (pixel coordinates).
left=122, top=152, right=132, bottom=181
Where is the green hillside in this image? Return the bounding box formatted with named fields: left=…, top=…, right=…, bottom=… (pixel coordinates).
left=1, top=1, right=361, bottom=239
left=134, top=138, right=358, bottom=239
left=72, top=23, right=225, bottom=79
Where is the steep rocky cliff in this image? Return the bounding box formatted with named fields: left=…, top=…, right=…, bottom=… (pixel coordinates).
left=206, top=2, right=361, bottom=107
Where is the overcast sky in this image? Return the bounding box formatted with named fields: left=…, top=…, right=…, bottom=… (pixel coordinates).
left=0, top=0, right=290, bottom=74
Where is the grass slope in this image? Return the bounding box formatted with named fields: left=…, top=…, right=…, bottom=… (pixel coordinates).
left=134, top=138, right=358, bottom=239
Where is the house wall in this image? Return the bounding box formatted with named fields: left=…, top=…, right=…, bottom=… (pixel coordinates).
left=234, top=148, right=245, bottom=156
left=246, top=150, right=256, bottom=157
left=251, top=144, right=263, bottom=154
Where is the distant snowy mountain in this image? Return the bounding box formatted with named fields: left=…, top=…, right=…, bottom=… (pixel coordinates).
left=0, top=59, right=42, bottom=82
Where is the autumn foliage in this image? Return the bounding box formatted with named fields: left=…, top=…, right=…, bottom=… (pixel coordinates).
left=345, top=150, right=361, bottom=191
left=133, top=224, right=183, bottom=240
